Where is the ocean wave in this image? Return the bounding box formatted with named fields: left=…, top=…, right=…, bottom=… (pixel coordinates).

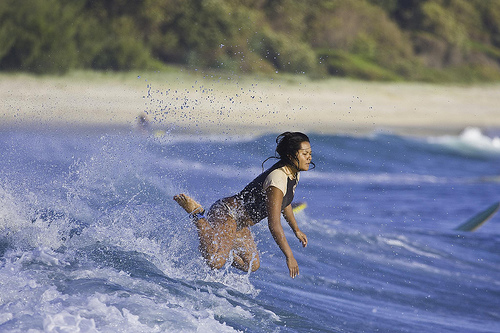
left=149, top=131, right=260, bottom=145
left=378, top=235, right=441, bottom=259
left=2, top=126, right=499, bottom=332
left=0, top=247, right=248, bottom=333
left=427, top=127, right=500, bottom=158
left=303, top=170, right=450, bottom=185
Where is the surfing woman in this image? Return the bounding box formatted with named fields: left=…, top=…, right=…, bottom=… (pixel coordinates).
left=174, top=132, right=313, bottom=278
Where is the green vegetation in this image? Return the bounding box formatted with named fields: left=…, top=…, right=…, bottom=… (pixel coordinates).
left=1, top=0, right=500, bottom=82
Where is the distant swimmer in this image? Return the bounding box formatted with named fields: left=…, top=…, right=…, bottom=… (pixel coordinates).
left=137, top=113, right=150, bottom=133
left=174, top=132, right=313, bottom=278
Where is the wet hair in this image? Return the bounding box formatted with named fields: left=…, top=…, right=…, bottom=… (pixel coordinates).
left=262, top=132, right=315, bottom=170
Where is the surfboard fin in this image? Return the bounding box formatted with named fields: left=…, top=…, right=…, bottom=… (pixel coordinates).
left=454, top=202, right=500, bottom=232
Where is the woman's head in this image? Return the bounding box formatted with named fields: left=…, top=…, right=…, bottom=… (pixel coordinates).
left=274, top=132, right=314, bottom=171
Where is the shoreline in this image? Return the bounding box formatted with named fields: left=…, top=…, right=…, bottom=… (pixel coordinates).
left=2, top=71, right=499, bottom=137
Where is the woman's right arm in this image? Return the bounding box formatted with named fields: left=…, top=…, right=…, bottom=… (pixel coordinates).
left=266, top=186, right=299, bottom=278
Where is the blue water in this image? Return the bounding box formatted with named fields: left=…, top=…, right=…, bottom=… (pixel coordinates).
left=0, top=125, right=499, bottom=332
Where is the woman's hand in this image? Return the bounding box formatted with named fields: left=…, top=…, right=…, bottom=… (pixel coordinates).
left=294, top=230, right=308, bottom=247
left=286, top=256, right=299, bottom=278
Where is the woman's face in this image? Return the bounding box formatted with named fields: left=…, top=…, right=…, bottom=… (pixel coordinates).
left=294, top=141, right=312, bottom=171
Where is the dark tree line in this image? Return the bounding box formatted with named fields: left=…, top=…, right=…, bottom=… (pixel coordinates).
left=1, top=0, right=499, bottom=82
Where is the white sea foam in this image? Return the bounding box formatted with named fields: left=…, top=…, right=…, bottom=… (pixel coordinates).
left=150, top=131, right=259, bottom=145
left=303, top=170, right=449, bottom=185
left=378, top=236, right=441, bottom=259
left=0, top=247, right=249, bottom=333
left=0, top=186, right=27, bottom=235
left=427, top=127, right=500, bottom=157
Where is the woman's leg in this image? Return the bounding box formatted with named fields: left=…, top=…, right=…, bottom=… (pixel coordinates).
left=173, top=194, right=236, bottom=269
left=231, top=227, right=260, bottom=272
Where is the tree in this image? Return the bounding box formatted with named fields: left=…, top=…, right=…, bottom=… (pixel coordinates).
left=0, top=0, right=82, bottom=73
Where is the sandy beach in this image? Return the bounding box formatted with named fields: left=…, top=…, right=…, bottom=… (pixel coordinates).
left=1, top=71, right=499, bottom=136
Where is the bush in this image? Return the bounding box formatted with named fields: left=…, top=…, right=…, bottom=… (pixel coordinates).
left=472, top=0, right=500, bottom=48
left=89, top=16, right=157, bottom=70
left=307, top=1, right=413, bottom=78
left=0, top=0, right=81, bottom=74
left=251, top=28, right=319, bottom=74
left=318, top=49, right=401, bottom=81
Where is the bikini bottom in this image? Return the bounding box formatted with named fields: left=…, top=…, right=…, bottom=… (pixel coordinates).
left=207, top=196, right=254, bottom=230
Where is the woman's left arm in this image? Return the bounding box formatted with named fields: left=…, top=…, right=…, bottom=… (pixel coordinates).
left=282, top=205, right=308, bottom=247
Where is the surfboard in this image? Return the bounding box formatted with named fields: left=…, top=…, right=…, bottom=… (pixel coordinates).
left=292, top=202, right=307, bottom=213
left=454, top=202, right=500, bottom=232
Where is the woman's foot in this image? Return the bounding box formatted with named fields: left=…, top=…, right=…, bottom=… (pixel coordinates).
left=173, top=194, right=203, bottom=215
